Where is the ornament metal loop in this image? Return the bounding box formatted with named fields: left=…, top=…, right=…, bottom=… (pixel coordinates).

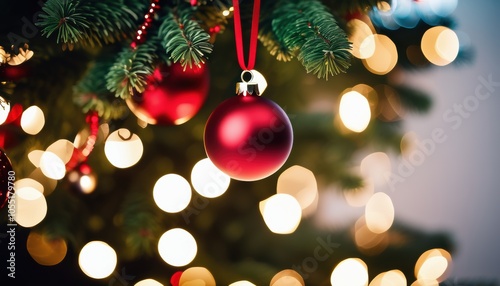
left=240, top=70, right=254, bottom=83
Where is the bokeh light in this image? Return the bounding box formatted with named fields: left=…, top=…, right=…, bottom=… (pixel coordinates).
left=354, top=215, right=389, bottom=255
left=78, top=241, right=117, bottom=279
left=15, top=178, right=44, bottom=198
left=104, top=128, right=143, bottom=168
left=40, top=151, right=66, bottom=180
left=365, top=192, right=395, bottom=233
left=259, top=194, right=302, bottom=234
left=158, top=228, right=197, bottom=267
left=360, top=152, right=391, bottom=187
left=179, top=267, right=216, bottom=286
left=415, top=248, right=453, bottom=282
left=229, top=281, right=256, bottom=286
left=330, top=258, right=368, bottom=286
left=134, top=279, right=164, bottom=286
left=270, top=269, right=305, bottom=286
left=20, top=105, right=45, bottom=135
left=191, top=158, right=230, bottom=198
left=369, top=269, right=406, bottom=286
left=27, top=231, right=67, bottom=266
left=15, top=189, right=47, bottom=228
left=153, top=174, right=192, bottom=213
left=347, top=19, right=375, bottom=59
left=0, top=99, right=10, bottom=125
left=46, top=139, right=75, bottom=164
left=29, top=168, right=57, bottom=196
left=339, top=91, right=371, bottom=133
left=277, top=165, right=318, bottom=216
left=362, top=34, right=398, bottom=75
left=421, top=26, right=459, bottom=66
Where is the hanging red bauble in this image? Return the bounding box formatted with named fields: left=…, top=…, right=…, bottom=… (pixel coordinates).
left=127, top=63, right=210, bottom=125
left=204, top=83, right=293, bottom=181
left=0, top=148, right=14, bottom=209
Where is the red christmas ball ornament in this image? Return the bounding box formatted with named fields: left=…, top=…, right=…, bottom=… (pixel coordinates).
left=0, top=148, right=14, bottom=209
left=204, top=82, right=293, bottom=181
left=127, top=63, right=210, bottom=125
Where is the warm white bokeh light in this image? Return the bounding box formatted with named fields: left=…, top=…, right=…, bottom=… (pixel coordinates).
left=153, top=174, right=192, bottom=213
left=330, top=258, right=368, bottom=286
left=104, top=128, right=143, bottom=168
left=277, top=165, right=318, bottom=216
left=21, top=105, right=45, bottom=135
left=339, top=91, right=371, bottom=133
left=179, top=267, right=216, bottom=286
left=381, top=270, right=407, bottom=286
left=0, top=99, right=10, bottom=125
left=79, top=174, right=97, bottom=194
left=191, top=158, right=230, bottom=198
left=158, top=228, right=197, bottom=267
left=270, top=269, right=305, bottom=286
left=28, top=150, right=44, bottom=167
left=134, top=279, right=164, bottom=286
left=40, top=151, right=66, bottom=180
left=15, top=195, right=47, bottom=228
left=229, top=281, right=257, bottom=286
left=15, top=178, right=44, bottom=198
left=421, top=26, right=459, bottom=66
left=360, top=152, right=391, bottom=187
left=46, top=139, right=75, bottom=164
left=365, top=192, right=395, bottom=233
left=259, top=194, right=302, bottom=234
left=415, top=248, right=452, bottom=282
left=348, top=19, right=375, bottom=59
left=362, top=34, right=398, bottom=75
left=78, top=241, right=117, bottom=279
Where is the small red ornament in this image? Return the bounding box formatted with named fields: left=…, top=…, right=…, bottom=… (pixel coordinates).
left=127, top=63, right=210, bottom=125
left=0, top=148, right=14, bottom=209
left=204, top=82, right=293, bottom=181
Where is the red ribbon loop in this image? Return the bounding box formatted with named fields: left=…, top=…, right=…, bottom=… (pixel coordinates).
left=232, top=0, right=261, bottom=71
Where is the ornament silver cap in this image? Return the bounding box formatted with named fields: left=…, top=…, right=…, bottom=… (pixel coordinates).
left=236, top=70, right=260, bottom=96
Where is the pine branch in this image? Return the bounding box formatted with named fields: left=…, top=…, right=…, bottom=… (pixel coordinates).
left=158, top=6, right=213, bottom=69
left=393, top=85, right=432, bottom=113
left=105, top=40, right=158, bottom=99
left=266, top=0, right=352, bottom=80
left=74, top=60, right=129, bottom=120
left=37, top=0, right=146, bottom=48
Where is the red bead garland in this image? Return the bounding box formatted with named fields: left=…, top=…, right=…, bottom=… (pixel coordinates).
left=131, top=0, right=161, bottom=49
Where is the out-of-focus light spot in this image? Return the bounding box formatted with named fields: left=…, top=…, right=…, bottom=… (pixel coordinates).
left=354, top=215, right=389, bottom=255
left=0, top=99, right=10, bottom=125
left=158, top=228, right=197, bottom=267
left=179, top=267, right=216, bottom=286
left=78, top=241, right=117, bottom=279
left=376, top=85, right=404, bottom=122
left=393, top=0, right=419, bottom=29
left=382, top=270, right=407, bottom=286
left=330, top=258, right=368, bottom=286
left=29, top=168, right=57, bottom=196
left=277, top=165, right=318, bottom=216
left=360, top=152, right=391, bottom=187
left=28, top=150, right=44, bottom=167
left=363, top=34, right=398, bottom=75
left=27, top=232, right=67, bottom=266
left=377, top=1, right=391, bottom=12
left=339, top=91, right=371, bottom=133
left=40, top=151, right=66, bottom=180
left=79, top=174, right=97, bottom=194
left=348, top=19, right=375, bottom=59
left=21, top=105, right=45, bottom=135
left=365, top=192, right=394, bottom=233
left=104, top=128, right=143, bottom=168
left=229, top=281, right=256, bottom=286
left=415, top=249, right=452, bottom=282
left=270, top=269, right=305, bottom=286
left=134, top=279, right=164, bottom=286
left=222, top=10, right=230, bottom=16
left=421, top=26, right=459, bottom=66
left=46, top=139, right=75, bottom=164
left=429, top=0, right=457, bottom=17
left=259, top=194, right=302, bottom=234
left=410, top=280, right=439, bottom=286
left=15, top=178, right=44, bottom=198
left=191, top=158, right=230, bottom=198
left=344, top=180, right=374, bottom=208
left=153, top=174, right=192, bottom=213
left=352, top=84, right=378, bottom=114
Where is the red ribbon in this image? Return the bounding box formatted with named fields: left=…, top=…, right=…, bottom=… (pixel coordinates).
left=232, top=0, right=261, bottom=71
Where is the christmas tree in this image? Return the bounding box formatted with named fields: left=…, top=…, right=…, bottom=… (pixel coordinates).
left=0, top=0, right=485, bottom=285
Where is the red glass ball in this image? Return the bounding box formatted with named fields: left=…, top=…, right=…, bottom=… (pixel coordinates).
left=127, top=63, right=209, bottom=125
left=204, top=94, right=293, bottom=181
